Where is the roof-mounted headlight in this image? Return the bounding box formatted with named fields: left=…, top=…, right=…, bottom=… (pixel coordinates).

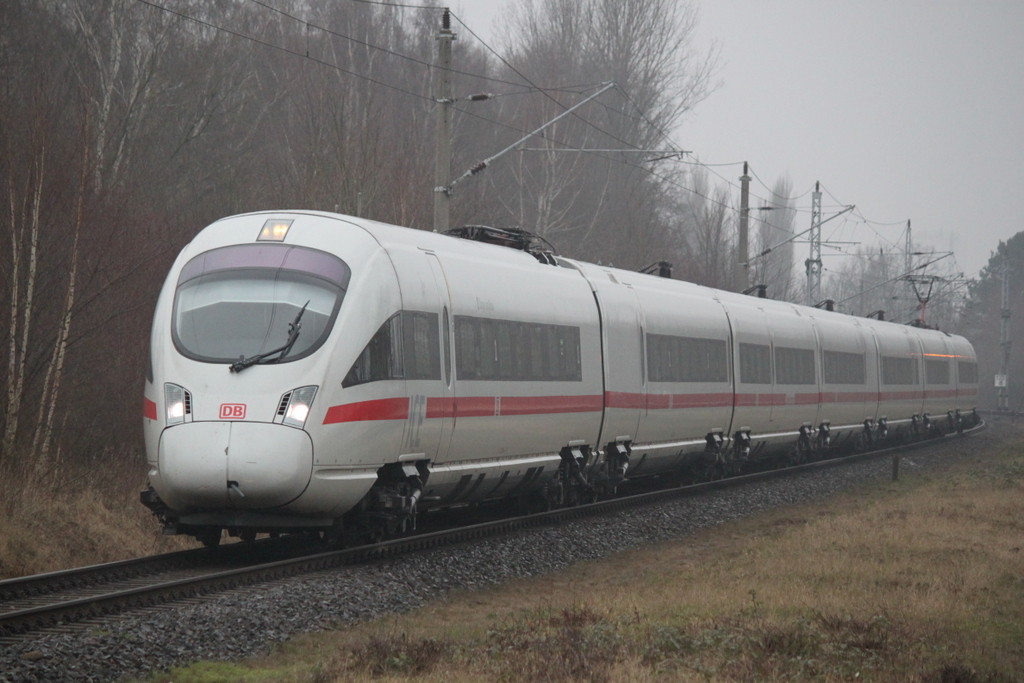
left=257, top=219, right=292, bottom=242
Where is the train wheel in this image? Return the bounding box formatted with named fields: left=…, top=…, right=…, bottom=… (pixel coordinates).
left=704, top=461, right=725, bottom=481
left=240, top=529, right=257, bottom=543
left=197, top=528, right=222, bottom=548
left=855, top=431, right=872, bottom=453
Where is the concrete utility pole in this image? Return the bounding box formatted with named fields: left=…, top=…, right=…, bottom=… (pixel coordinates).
left=805, top=181, right=822, bottom=306
left=432, top=8, right=454, bottom=233
left=999, top=258, right=1011, bottom=411
left=736, top=162, right=750, bottom=291
left=904, top=220, right=912, bottom=320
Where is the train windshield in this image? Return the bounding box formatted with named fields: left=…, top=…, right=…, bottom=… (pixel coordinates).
left=172, top=244, right=350, bottom=364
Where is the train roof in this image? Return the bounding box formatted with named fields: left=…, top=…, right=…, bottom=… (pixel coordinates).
left=208, top=210, right=970, bottom=348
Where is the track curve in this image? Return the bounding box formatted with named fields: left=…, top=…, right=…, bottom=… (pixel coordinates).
left=0, top=423, right=983, bottom=641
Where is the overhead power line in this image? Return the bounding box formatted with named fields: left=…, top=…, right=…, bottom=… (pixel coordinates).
left=141, top=0, right=925, bottom=260
left=247, top=0, right=541, bottom=92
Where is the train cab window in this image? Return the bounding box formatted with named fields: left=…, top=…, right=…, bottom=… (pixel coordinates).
left=926, top=358, right=950, bottom=385
left=958, top=360, right=978, bottom=384
left=647, top=334, right=728, bottom=383
left=822, top=350, right=866, bottom=385
left=775, top=347, right=815, bottom=385
left=344, top=314, right=403, bottom=387
left=343, top=311, right=440, bottom=387
left=739, top=343, right=772, bottom=384
left=455, top=315, right=581, bottom=381
left=172, top=244, right=349, bottom=364
left=882, top=356, right=919, bottom=385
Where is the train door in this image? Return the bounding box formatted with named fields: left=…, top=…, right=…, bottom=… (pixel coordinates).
left=724, top=298, right=775, bottom=439
left=763, top=313, right=779, bottom=425
left=591, top=278, right=644, bottom=450
left=423, top=251, right=456, bottom=463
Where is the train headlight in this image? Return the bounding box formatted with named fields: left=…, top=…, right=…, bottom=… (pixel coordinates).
left=257, top=219, right=292, bottom=242
left=164, top=383, right=191, bottom=425
left=282, top=385, right=317, bottom=428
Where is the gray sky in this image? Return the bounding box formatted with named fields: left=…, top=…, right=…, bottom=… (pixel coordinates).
left=454, top=0, right=1024, bottom=280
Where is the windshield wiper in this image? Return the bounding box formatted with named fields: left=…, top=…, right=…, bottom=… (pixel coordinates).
left=229, top=300, right=310, bottom=373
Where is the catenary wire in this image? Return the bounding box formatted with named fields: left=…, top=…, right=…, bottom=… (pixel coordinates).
left=140, top=0, right=928, bottom=263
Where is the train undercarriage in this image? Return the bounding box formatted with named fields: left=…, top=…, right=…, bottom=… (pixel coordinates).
left=141, top=408, right=979, bottom=548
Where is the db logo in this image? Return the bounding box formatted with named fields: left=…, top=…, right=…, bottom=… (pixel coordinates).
left=219, top=404, right=247, bottom=419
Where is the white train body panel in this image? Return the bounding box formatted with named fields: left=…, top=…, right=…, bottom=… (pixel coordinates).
left=142, top=211, right=979, bottom=531
left=811, top=314, right=877, bottom=430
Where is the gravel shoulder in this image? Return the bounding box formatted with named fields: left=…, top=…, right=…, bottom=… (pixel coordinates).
left=1, top=425, right=1002, bottom=683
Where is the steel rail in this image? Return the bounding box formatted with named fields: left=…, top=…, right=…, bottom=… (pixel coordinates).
left=0, top=422, right=984, bottom=639
left=0, top=534, right=323, bottom=607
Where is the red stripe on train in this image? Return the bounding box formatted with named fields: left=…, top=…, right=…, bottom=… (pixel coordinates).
left=143, top=397, right=158, bottom=421
left=607, top=392, right=734, bottom=410
left=501, top=395, right=604, bottom=415
left=605, top=392, right=646, bottom=409
left=329, top=386, right=978, bottom=424
left=426, top=395, right=604, bottom=418
left=323, top=398, right=410, bottom=424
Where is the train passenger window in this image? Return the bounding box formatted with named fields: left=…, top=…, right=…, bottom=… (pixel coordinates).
left=496, top=322, right=514, bottom=379
left=881, top=356, right=918, bottom=385
left=646, top=334, right=728, bottom=383
left=775, top=347, right=815, bottom=385
left=454, top=315, right=581, bottom=381
left=403, top=311, right=441, bottom=380
left=456, top=318, right=478, bottom=379
left=739, top=343, right=772, bottom=384
left=342, top=311, right=440, bottom=387
left=822, top=350, right=866, bottom=384
left=958, top=360, right=978, bottom=384
left=926, top=359, right=950, bottom=385
left=479, top=319, right=497, bottom=378
left=547, top=330, right=564, bottom=380
left=529, top=325, right=547, bottom=379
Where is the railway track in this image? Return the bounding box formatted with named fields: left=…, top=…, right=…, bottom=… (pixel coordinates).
left=0, top=423, right=983, bottom=641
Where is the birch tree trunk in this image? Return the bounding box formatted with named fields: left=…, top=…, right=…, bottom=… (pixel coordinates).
left=31, top=114, right=89, bottom=479
left=1, top=149, right=44, bottom=465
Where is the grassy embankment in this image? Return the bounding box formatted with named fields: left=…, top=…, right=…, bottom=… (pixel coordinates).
left=142, top=424, right=1024, bottom=682
left=0, top=454, right=189, bottom=580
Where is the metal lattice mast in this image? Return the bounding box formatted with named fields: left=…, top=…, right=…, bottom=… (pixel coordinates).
left=805, top=181, right=822, bottom=305
left=999, top=259, right=1011, bottom=411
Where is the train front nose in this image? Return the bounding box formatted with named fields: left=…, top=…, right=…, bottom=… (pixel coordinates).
left=158, top=422, right=313, bottom=510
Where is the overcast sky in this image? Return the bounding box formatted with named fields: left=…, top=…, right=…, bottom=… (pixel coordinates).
left=453, top=0, right=1024, bottom=281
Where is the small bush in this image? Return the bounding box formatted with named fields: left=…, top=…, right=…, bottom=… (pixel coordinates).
left=348, top=632, right=451, bottom=676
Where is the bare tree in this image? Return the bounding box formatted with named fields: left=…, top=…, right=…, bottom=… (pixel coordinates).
left=671, top=168, right=735, bottom=289
left=485, top=0, right=717, bottom=266
left=750, top=175, right=797, bottom=301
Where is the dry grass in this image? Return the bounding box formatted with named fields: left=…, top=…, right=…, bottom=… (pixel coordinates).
left=140, top=422, right=1024, bottom=683
left=0, top=452, right=190, bottom=579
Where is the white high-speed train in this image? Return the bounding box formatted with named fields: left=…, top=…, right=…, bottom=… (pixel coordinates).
left=141, top=211, right=979, bottom=546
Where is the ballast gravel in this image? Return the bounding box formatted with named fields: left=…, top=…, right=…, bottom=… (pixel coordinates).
left=0, top=430, right=991, bottom=683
